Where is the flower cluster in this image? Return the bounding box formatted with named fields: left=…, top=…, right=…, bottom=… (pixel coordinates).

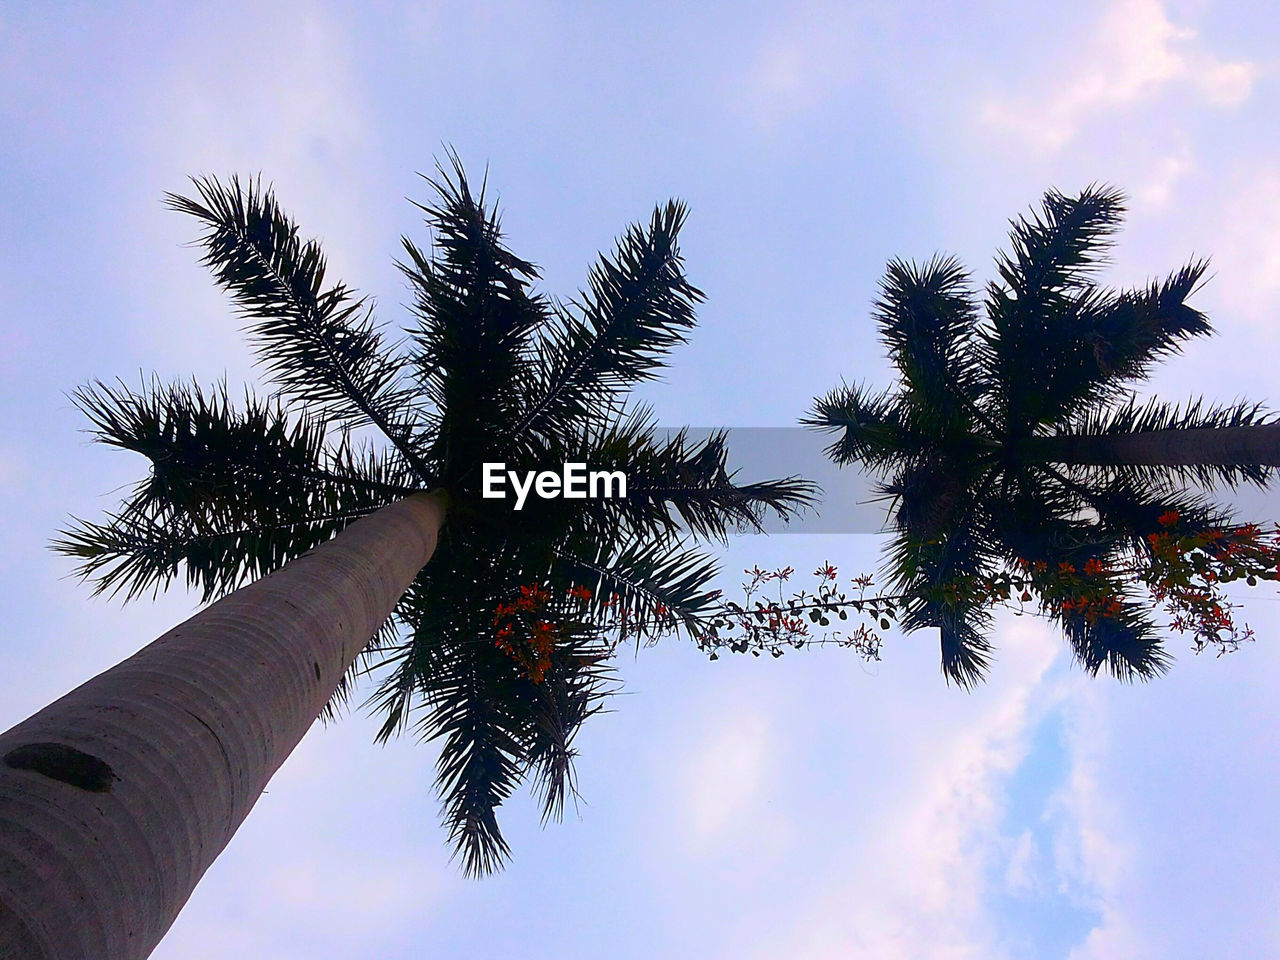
left=1139, top=513, right=1280, bottom=655
left=492, top=584, right=564, bottom=683
left=491, top=581, right=677, bottom=682
left=492, top=583, right=617, bottom=683
left=1003, top=557, right=1128, bottom=626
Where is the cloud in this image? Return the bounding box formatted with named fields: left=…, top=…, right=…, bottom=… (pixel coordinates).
left=676, top=695, right=780, bottom=850
left=757, top=619, right=1061, bottom=960
left=981, top=0, right=1256, bottom=151
left=1132, top=148, right=1194, bottom=211
left=1204, top=166, right=1280, bottom=328
left=1045, top=681, right=1140, bottom=959
left=122, top=4, right=384, bottom=383
left=736, top=5, right=861, bottom=127
left=1003, top=829, right=1038, bottom=895
left=1044, top=626, right=1280, bottom=960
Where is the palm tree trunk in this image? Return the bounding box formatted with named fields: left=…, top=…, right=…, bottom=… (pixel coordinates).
left=1027, top=424, right=1280, bottom=467
left=0, top=491, right=447, bottom=960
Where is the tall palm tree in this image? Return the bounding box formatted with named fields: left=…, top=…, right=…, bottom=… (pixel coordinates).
left=807, top=185, right=1278, bottom=687
left=0, top=158, right=811, bottom=960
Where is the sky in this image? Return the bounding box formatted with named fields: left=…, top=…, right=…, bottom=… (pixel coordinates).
left=3, top=1, right=1280, bottom=957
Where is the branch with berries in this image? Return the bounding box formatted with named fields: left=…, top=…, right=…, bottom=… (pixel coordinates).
left=491, top=518, right=1280, bottom=682
left=695, top=564, right=886, bottom=662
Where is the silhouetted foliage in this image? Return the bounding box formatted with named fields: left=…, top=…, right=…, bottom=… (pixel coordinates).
left=55, top=155, right=813, bottom=875
left=808, top=186, right=1276, bottom=686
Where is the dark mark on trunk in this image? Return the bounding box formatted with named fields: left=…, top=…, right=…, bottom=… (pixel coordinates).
left=3, top=742, right=117, bottom=792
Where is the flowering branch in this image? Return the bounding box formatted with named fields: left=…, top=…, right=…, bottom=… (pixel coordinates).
left=491, top=519, right=1280, bottom=682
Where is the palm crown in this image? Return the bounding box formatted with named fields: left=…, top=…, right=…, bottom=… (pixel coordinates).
left=808, top=186, right=1275, bottom=687
left=56, top=158, right=812, bottom=874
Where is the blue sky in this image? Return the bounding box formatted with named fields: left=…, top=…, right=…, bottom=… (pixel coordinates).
left=3, top=1, right=1280, bottom=957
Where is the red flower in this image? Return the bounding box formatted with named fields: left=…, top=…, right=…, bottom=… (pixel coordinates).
left=1158, top=510, right=1180, bottom=527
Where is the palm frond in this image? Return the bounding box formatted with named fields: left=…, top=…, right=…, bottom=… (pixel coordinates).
left=523, top=626, right=615, bottom=823
left=53, top=504, right=373, bottom=603
left=984, top=185, right=1127, bottom=426
left=552, top=535, right=722, bottom=638
left=875, top=255, right=984, bottom=404
left=805, top=382, right=922, bottom=472
left=166, top=175, right=430, bottom=477
left=53, top=379, right=413, bottom=600
left=572, top=422, right=816, bottom=540
left=995, top=184, right=1125, bottom=298
left=1051, top=396, right=1277, bottom=488
left=507, top=201, right=702, bottom=447
left=1076, top=261, right=1212, bottom=389
left=426, top=655, right=523, bottom=877
left=1058, top=604, right=1171, bottom=681
left=398, top=154, right=548, bottom=472
left=885, top=503, right=996, bottom=687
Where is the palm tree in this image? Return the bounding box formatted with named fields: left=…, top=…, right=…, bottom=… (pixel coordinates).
left=0, top=158, right=812, bottom=960
left=807, top=186, right=1278, bottom=687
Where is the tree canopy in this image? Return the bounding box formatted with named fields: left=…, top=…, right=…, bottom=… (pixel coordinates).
left=55, top=157, right=813, bottom=874
left=808, top=186, right=1276, bottom=686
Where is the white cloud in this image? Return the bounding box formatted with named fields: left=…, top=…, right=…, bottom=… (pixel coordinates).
left=737, top=5, right=861, bottom=127
left=1004, top=829, right=1038, bottom=895
left=677, top=697, right=779, bottom=850
left=1045, top=681, right=1140, bottom=958
left=981, top=0, right=1256, bottom=151
left=1197, top=58, right=1257, bottom=108
left=1132, top=148, right=1194, bottom=211
left=757, top=619, right=1061, bottom=960
left=1205, top=167, right=1280, bottom=328
left=124, top=5, right=385, bottom=384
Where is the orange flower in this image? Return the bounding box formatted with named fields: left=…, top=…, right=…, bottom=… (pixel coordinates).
left=1158, top=510, right=1180, bottom=527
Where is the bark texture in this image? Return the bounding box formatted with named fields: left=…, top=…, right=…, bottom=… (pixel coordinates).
left=0, top=492, right=446, bottom=960
left=1027, top=424, right=1280, bottom=467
